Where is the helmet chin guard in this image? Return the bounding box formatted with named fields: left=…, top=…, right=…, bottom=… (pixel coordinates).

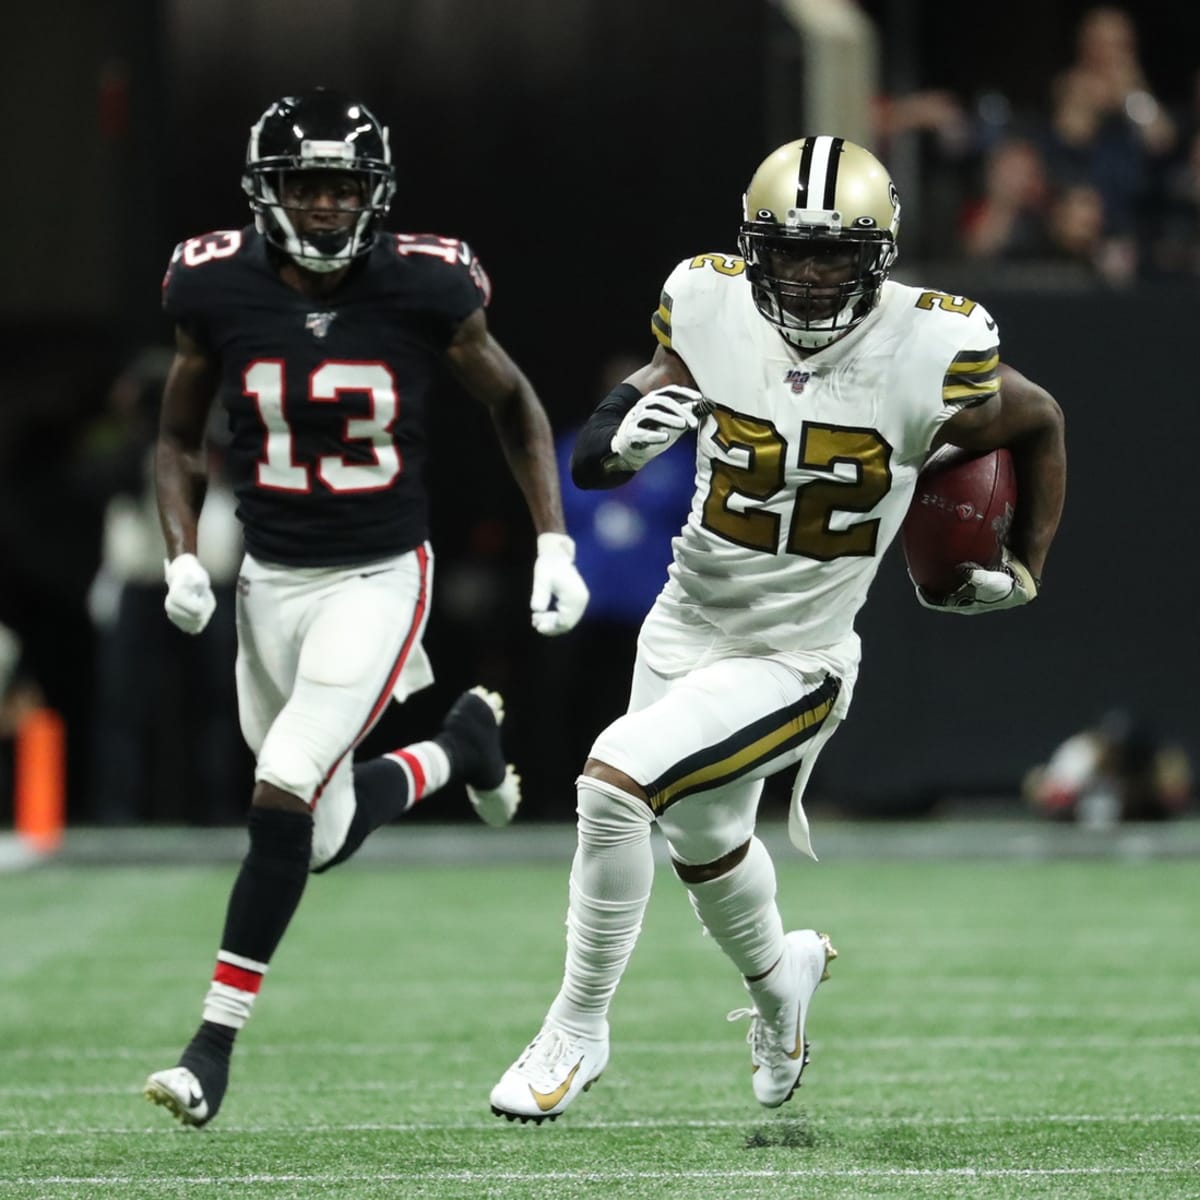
left=243, top=90, right=396, bottom=272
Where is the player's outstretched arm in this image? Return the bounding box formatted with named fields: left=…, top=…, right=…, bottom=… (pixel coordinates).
left=156, top=323, right=221, bottom=634
left=444, top=308, right=588, bottom=635
left=933, top=362, right=1065, bottom=586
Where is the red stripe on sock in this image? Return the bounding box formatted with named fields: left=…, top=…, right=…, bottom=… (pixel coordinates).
left=214, top=961, right=265, bottom=993
left=393, top=749, right=427, bottom=799
left=312, top=544, right=431, bottom=807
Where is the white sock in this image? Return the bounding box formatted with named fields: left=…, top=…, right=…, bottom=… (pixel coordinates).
left=546, top=778, right=654, bottom=1037
left=679, top=836, right=786, bottom=998
left=383, top=740, right=451, bottom=806
left=201, top=950, right=268, bottom=1029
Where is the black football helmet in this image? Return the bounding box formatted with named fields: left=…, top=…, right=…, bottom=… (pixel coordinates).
left=738, top=136, right=901, bottom=349
left=242, top=89, right=396, bottom=273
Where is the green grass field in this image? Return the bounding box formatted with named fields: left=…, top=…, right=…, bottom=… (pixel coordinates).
left=1, top=827, right=1197, bottom=1199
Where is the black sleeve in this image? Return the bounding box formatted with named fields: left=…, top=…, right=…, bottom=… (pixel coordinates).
left=569, top=383, right=642, bottom=490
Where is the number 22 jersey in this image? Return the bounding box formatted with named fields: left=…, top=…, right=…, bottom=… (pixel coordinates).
left=643, top=252, right=1000, bottom=693
left=162, top=226, right=491, bottom=567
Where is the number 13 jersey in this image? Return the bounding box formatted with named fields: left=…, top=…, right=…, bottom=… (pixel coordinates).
left=162, top=226, right=491, bottom=567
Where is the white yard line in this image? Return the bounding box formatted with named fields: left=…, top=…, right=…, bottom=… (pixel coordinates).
left=3, top=1033, right=1199, bottom=1061
left=3, top=1113, right=1199, bottom=1136
left=7, top=1166, right=1197, bottom=1186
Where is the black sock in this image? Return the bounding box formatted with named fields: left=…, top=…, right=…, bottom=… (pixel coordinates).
left=179, top=1020, right=236, bottom=1113
left=312, top=759, right=410, bottom=874
left=220, top=806, right=313, bottom=964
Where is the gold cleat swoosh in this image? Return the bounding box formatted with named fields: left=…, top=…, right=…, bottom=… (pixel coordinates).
left=788, top=933, right=838, bottom=1058
left=529, top=1059, right=582, bottom=1112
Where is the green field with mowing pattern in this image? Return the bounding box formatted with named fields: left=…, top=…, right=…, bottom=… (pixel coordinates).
left=1, top=823, right=1197, bottom=1198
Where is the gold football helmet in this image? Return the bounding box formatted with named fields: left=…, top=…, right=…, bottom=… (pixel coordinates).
left=738, top=136, right=901, bottom=349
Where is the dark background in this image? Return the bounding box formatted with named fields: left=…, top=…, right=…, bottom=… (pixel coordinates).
left=1, top=1, right=1197, bottom=822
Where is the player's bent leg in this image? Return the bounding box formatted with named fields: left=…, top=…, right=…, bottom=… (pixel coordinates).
left=311, top=685, right=521, bottom=873
left=663, top=791, right=835, bottom=1108
left=490, top=766, right=650, bottom=1122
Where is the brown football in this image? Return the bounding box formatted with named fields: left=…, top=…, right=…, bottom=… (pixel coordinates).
left=901, top=447, right=1016, bottom=597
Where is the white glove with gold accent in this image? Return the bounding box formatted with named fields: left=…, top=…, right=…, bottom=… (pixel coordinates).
left=914, top=547, right=1039, bottom=615
left=609, top=386, right=703, bottom=470
left=164, top=553, right=216, bottom=634
left=530, top=533, right=589, bottom=636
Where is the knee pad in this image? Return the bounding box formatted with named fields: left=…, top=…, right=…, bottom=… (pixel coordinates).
left=246, top=805, right=314, bottom=876
left=657, top=778, right=761, bottom=867
left=575, top=776, right=653, bottom=851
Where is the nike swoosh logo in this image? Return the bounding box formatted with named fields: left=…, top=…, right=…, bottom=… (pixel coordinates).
left=985, top=318, right=997, bottom=331
left=186, top=1088, right=203, bottom=1108
left=359, top=568, right=392, bottom=579
left=787, top=1014, right=805, bottom=1060
left=529, top=1059, right=582, bottom=1111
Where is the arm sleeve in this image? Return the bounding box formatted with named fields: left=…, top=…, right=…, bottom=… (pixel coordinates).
left=569, top=383, right=642, bottom=490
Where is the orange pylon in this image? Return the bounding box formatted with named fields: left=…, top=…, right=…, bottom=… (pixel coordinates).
left=14, top=707, right=65, bottom=853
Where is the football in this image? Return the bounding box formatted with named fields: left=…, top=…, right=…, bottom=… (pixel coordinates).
left=901, top=446, right=1016, bottom=597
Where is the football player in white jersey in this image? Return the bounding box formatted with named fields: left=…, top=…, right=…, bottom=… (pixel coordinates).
left=489, top=136, right=1065, bottom=1122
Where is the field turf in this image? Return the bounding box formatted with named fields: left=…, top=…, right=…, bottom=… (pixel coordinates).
left=1, top=825, right=1197, bottom=1198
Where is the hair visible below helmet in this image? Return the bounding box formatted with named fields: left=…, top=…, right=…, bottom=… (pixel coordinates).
left=242, top=89, right=396, bottom=274
left=738, top=136, right=901, bottom=349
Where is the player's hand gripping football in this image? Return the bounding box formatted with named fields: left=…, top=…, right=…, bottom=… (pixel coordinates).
left=913, top=547, right=1038, bottom=616
left=530, top=532, right=589, bottom=636
left=610, top=386, right=704, bottom=470
left=163, top=553, right=216, bottom=634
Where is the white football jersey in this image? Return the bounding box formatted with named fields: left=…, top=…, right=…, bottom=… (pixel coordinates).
left=639, top=251, right=1000, bottom=693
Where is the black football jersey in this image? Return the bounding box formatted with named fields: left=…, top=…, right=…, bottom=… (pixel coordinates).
left=162, top=226, right=491, bottom=566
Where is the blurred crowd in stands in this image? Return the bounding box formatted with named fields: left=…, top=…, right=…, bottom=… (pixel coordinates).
left=885, top=7, right=1200, bottom=284
left=1, top=4, right=1197, bottom=828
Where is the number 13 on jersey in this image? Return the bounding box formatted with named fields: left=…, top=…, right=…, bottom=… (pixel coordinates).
left=244, top=359, right=401, bottom=493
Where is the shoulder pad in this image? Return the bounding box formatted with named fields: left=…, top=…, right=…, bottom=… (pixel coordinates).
left=389, top=233, right=492, bottom=306
left=905, top=287, right=1001, bottom=412
left=651, top=252, right=745, bottom=350
left=162, top=229, right=249, bottom=316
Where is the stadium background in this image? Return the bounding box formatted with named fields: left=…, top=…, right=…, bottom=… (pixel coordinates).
left=1, top=0, right=1197, bottom=826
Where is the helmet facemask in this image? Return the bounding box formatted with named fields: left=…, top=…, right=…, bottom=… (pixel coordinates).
left=245, top=159, right=393, bottom=273
left=739, top=226, right=897, bottom=349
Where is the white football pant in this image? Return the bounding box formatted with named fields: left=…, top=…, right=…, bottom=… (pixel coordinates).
left=234, top=545, right=435, bottom=868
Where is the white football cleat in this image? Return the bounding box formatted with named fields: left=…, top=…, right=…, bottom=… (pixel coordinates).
left=467, top=764, right=522, bottom=828
left=490, top=1024, right=609, bottom=1123
left=144, top=1066, right=211, bottom=1127
left=728, top=929, right=837, bottom=1107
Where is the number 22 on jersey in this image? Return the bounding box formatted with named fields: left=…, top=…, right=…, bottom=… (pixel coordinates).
left=244, top=360, right=400, bottom=493
left=701, top=408, right=892, bottom=560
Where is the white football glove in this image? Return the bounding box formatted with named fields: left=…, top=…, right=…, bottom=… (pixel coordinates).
left=609, top=385, right=703, bottom=470
left=164, top=553, right=216, bottom=635
left=530, top=532, right=589, bottom=636
left=914, top=547, right=1039, bottom=616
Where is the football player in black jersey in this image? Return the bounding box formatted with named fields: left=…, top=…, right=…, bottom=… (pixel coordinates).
left=143, top=90, right=589, bottom=1128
